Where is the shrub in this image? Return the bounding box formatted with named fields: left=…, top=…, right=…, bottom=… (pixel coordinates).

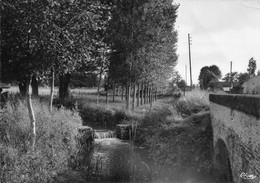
left=79, top=103, right=130, bottom=127
left=0, top=98, right=82, bottom=183
left=53, top=96, right=78, bottom=110
left=174, top=89, right=210, bottom=117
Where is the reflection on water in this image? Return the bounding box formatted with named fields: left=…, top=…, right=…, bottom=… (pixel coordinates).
left=90, top=138, right=132, bottom=182
left=86, top=130, right=214, bottom=183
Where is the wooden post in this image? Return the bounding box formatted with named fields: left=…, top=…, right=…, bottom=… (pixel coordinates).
left=188, top=33, right=193, bottom=91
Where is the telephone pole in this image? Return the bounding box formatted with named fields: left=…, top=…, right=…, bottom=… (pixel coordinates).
left=185, top=64, right=187, bottom=85
left=188, top=33, right=193, bottom=90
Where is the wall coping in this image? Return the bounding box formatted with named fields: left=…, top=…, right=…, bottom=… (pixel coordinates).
left=209, top=94, right=260, bottom=118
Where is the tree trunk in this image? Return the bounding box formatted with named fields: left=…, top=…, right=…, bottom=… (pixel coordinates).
left=49, top=68, right=55, bottom=112
left=146, top=84, right=149, bottom=104
left=59, top=73, right=70, bottom=101
left=115, top=86, right=118, bottom=96
left=140, top=83, right=143, bottom=106
left=96, top=68, right=103, bottom=104
left=143, top=85, right=146, bottom=105
left=27, top=76, right=36, bottom=150
left=125, top=84, right=128, bottom=101
left=155, top=90, right=157, bottom=101
left=137, top=83, right=140, bottom=107
left=19, top=78, right=29, bottom=96
left=106, top=89, right=109, bottom=104
left=132, top=83, right=136, bottom=111
left=126, top=83, right=130, bottom=110
left=149, top=92, right=153, bottom=111
left=148, top=87, right=152, bottom=103
left=31, top=75, right=38, bottom=96
left=112, top=84, right=115, bottom=102
left=96, top=85, right=100, bottom=104
left=121, top=86, right=124, bottom=101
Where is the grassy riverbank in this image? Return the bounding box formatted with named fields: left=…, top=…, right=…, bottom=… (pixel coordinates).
left=0, top=96, right=82, bottom=183
left=135, top=90, right=214, bottom=182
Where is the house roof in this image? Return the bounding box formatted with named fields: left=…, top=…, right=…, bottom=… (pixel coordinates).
left=210, top=81, right=238, bottom=87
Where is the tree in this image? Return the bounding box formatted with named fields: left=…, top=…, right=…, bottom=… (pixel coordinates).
left=198, top=65, right=222, bottom=89
left=2, top=0, right=50, bottom=95
left=247, top=57, right=257, bottom=75
left=209, top=65, right=222, bottom=79
left=222, top=72, right=238, bottom=83
left=237, top=72, right=250, bottom=85
left=177, top=79, right=186, bottom=90
left=106, top=0, right=179, bottom=110
left=171, top=71, right=182, bottom=85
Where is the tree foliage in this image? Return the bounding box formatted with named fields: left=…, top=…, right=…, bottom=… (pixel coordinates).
left=198, top=65, right=222, bottom=90
left=2, top=0, right=111, bottom=98
left=247, top=57, right=257, bottom=76
left=237, top=72, right=250, bottom=85
left=2, top=0, right=179, bottom=99
left=177, top=79, right=186, bottom=90
left=106, top=0, right=179, bottom=88
left=222, top=72, right=238, bottom=83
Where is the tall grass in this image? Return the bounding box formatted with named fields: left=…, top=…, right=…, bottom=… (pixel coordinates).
left=134, top=90, right=214, bottom=182
left=0, top=97, right=82, bottom=183
left=174, top=89, right=210, bottom=117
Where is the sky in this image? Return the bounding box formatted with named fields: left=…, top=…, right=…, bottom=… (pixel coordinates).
left=174, top=0, right=260, bottom=85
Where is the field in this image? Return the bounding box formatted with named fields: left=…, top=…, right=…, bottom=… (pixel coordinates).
left=8, top=86, right=97, bottom=96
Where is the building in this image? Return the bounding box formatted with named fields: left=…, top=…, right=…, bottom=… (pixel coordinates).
left=242, top=75, right=260, bottom=94
left=209, top=80, right=238, bottom=92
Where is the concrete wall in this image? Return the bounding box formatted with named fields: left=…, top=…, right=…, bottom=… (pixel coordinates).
left=209, top=94, right=260, bottom=183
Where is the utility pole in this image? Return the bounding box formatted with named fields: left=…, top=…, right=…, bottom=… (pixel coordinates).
left=185, top=64, right=187, bottom=85
left=229, top=61, right=232, bottom=93
left=188, top=33, right=193, bottom=91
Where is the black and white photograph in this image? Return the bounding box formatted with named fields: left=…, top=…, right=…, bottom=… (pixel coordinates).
left=0, top=0, right=259, bottom=182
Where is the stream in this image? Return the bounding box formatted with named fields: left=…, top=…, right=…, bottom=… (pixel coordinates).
left=84, top=129, right=215, bottom=183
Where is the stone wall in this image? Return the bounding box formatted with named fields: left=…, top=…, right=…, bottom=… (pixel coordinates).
left=209, top=94, right=260, bottom=183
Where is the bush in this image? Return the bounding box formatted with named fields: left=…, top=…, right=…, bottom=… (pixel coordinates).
left=174, top=89, right=210, bottom=117
left=0, top=98, right=82, bottom=183
left=135, top=106, right=173, bottom=145
left=53, top=96, right=78, bottom=111
left=79, top=103, right=130, bottom=127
